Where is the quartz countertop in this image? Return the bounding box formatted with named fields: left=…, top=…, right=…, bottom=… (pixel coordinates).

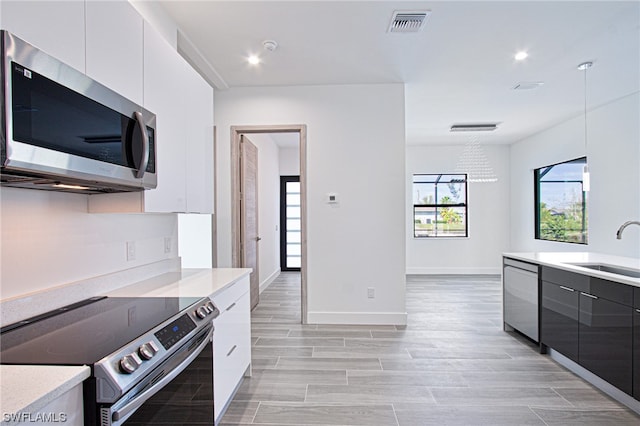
left=104, top=268, right=252, bottom=298
left=0, top=268, right=251, bottom=424
left=503, top=252, right=640, bottom=287
left=0, top=365, right=90, bottom=425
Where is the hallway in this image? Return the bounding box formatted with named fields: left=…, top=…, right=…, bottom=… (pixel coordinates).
left=219, top=273, right=640, bottom=425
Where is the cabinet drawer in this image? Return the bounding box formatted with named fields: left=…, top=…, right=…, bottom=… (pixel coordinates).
left=584, top=277, right=633, bottom=307
left=213, top=289, right=251, bottom=420
left=541, top=267, right=589, bottom=291
left=211, top=276, right=250, bottom=312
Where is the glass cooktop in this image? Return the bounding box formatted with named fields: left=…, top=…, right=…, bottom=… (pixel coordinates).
left=0, top=296, right=203, bottom=366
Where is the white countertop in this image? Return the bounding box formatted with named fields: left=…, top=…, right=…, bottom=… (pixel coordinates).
left=105, top=268, right=252, bottom=298
left=0, top=365, right=90, bottom=425
left=503, top=252, right=640, bottom=287
left=0, top=268, right=251, bottom=423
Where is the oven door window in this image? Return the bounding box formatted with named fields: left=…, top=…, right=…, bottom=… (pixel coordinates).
left=102, top=324, right=214, bottom=426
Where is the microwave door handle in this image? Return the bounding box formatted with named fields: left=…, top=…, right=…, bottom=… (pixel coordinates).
left=133, top=111, right=149, bottom=179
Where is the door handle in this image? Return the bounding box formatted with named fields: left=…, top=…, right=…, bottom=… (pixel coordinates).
left=133, top=111, right=149, bottom=179
left=256, top=237, right=262, bottom=242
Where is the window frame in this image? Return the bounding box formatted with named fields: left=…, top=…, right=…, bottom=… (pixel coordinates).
left=534, top=156, right=588, bottom=245
left=412, top=173, right=469, bottom=238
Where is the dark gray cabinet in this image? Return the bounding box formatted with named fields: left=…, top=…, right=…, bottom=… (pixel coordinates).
left=579, top=292, right=632, bottom=395
left=634, top=288, right=640, bottom=400
left=541, top=280, right=579, bottom=362
left=540, top=266, right=634, bottom=396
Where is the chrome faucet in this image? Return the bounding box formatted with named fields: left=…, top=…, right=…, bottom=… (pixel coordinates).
left=616, top=221, right=640, bottom=239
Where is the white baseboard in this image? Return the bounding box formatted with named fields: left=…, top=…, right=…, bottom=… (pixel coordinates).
left=259, top=268, right=281, bottom=294
left=307, top=311, right=407, bottom=326
left=406, top=266, right=501, bottom=275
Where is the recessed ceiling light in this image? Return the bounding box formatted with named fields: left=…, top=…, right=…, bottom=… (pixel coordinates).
left=247, top=55, right=260, bottom=65
left=515, top=51, right=528, bottom=61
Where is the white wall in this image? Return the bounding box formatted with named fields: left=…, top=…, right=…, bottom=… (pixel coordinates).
left=510, top=92, right=640, bottom=258
left=178, top=214, right=212, bottom=268
left=215, top=84, right=407, bottom=324
left=243, top=134, right=282, bottom=289
left=0, top=188, right=178, bottom=300
left=406, top=144, right=511, bottom=274
left=279, top=147, right=300, bottom=176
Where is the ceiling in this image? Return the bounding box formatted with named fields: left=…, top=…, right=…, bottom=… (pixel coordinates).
left=159, top=1, right=640, bottom=146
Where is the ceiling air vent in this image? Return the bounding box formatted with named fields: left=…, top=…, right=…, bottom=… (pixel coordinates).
left=450, top=123, right=499, bottom=132
left=388, top=11, right=431, bottom=33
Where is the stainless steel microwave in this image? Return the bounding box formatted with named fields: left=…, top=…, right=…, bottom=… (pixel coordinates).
left=1, top=30, right=157, bottom=193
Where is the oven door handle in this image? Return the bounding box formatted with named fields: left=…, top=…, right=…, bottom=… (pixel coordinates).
left=111, top=324, right=213, bottom=424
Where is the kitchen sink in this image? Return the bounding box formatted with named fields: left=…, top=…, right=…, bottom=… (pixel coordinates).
left=568, top=263, right=640, bottom=279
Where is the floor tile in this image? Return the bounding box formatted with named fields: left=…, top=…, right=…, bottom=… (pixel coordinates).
left=218, top=272, right=640, bottom=425
left=253, top=402, right=398, bottom=425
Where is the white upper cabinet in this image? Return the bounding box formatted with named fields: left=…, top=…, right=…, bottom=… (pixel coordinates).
left=0, top=1, right=85, bottom=72
left=143, top=25, right=214, bottom=214
left=141, top=22, right=188, bottom=213
left=184, top=62, right=215, bottom=214
left=88, top=22, right=214, bottom=214
left=1, top=0, right=214, bottom=214
left=85, top=0, right=144, bottom=105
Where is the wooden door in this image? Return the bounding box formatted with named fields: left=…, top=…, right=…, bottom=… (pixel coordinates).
left=240, top=135, right=260, bottom=309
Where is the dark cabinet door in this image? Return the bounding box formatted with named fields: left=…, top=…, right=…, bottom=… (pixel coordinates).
left=634, top=309, right=640, bottom=400
left=541, top=281, right=579, bottom=362
left=579, top=292, right=633, bottom=395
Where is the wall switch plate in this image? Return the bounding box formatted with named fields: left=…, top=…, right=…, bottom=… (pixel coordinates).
left=126, top=241, right=136, bottom=261
left=164, top=237, right=172, bottom=254
left=367, top=287, right=375, bottom=299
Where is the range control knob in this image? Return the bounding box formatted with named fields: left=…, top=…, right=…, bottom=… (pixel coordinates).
left=195, top=306, right=209, bottom=319
left=205, top=301, right=216, bottom=313
left=119, top=354, right=142, bottom=374
left=138, top=342, right=158, bottom=360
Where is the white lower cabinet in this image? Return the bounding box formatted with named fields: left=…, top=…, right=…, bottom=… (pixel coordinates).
left=211, top=276, right=252, bottom=422
left=34, top=382, right=84, bottom=426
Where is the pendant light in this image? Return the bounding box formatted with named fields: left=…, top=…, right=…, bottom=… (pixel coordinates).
left=454, top=134, right=498, bottom=183
left=578, top=61, right=593, bottom=192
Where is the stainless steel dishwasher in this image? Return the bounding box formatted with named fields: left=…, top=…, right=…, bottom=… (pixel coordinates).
left=503, top=257, right=540, bottom=342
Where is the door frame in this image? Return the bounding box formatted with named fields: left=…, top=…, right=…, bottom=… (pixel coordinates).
left=230, top=124, right=308, bottom=323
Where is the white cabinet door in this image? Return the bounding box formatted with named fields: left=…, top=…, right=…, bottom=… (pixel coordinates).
left=85, top=0, right=143, bottom=105
left=184, top=65, right=214, bottom=213
left=140, top=21, right=187, bottom=213
left=211, top=277, right=252, bottom=421
left=0, top=0, right=85, bottom=72
left=87, top=20, right=215, bottom=214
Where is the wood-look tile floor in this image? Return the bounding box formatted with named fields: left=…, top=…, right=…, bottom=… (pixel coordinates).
left=219, top=273, right=640, bottom=425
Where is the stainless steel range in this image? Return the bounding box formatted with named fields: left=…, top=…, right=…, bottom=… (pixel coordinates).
left=0, top=295, right=219, bottom=425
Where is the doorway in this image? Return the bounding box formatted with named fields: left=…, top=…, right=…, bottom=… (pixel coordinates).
left=230, top=125, right=307, bottom=323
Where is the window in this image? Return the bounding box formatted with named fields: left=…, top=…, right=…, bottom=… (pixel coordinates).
left=413, top=174, right=468, bottom=238
left=280, top=176, right=301, bottom=270
left=535, top=157, right=588, bottom=244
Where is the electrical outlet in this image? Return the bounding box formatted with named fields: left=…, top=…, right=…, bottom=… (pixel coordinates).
left=164, top=237, right=172, bottom=254
left=367, top=287, right=375, bottom=299
left=126, top=241, right=136, bottom=261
